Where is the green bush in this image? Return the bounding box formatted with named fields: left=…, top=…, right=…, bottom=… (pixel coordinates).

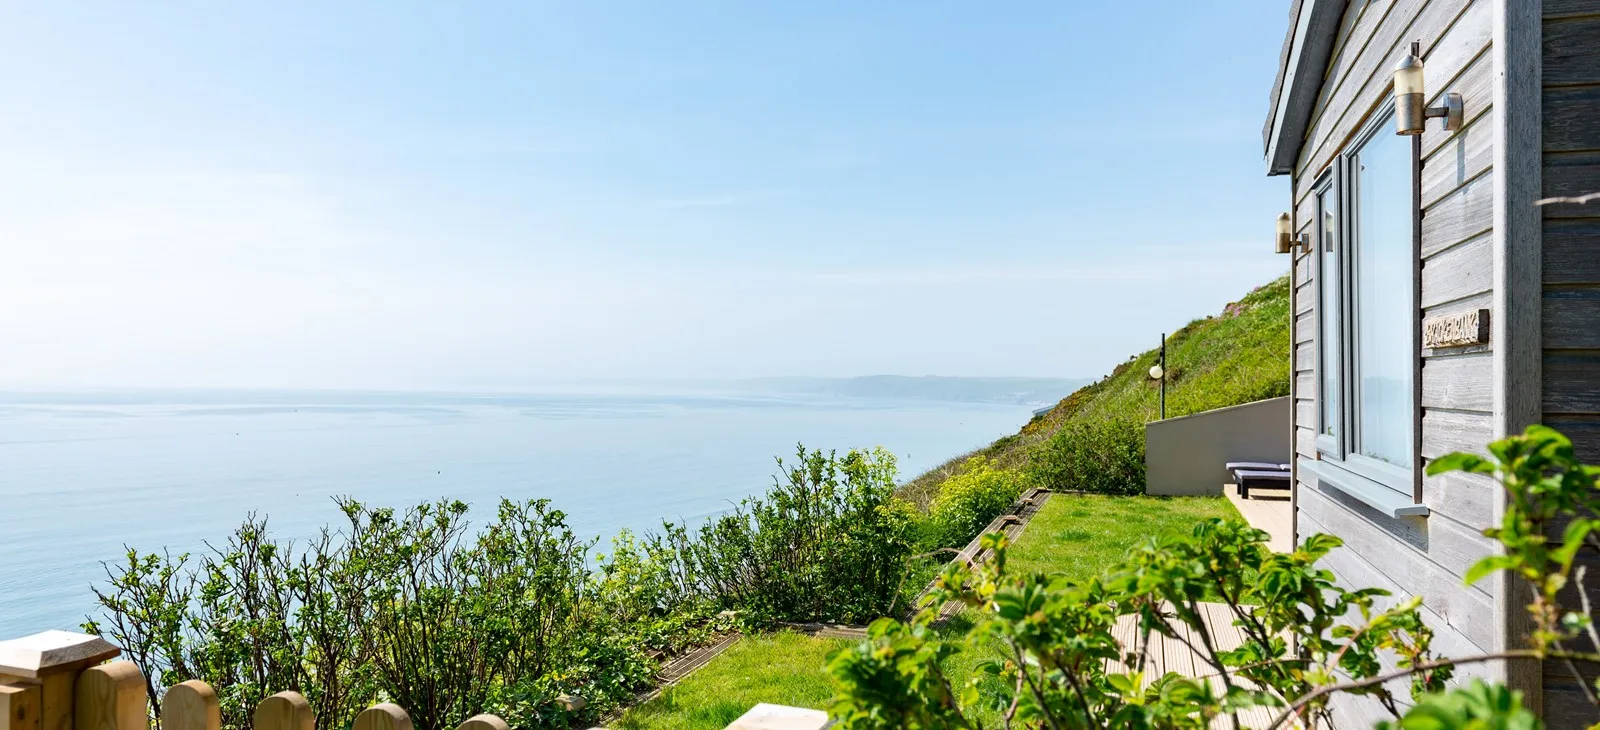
left=922, top=457, right=1025, bottom=550
left=85, top=498, right=651, bottom=730
left=85, top=444, right=924, bottom=729
left=650, top=445, right=918, bottom=624
left=1025, top=417, right=1145, bottom=495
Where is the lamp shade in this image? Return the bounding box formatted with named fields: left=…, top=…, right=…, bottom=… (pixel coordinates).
left=1393, top=53, right=1425, bottom=97
left=1149, top=364, right=1164, bottom=380
left=1275, top=212, right=1292, bottom=254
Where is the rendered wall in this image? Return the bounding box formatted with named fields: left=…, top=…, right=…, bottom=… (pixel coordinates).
left=1143, top=396, right=1290, bottom=497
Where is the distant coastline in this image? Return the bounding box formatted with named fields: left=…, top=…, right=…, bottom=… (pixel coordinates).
left=708, top=376, right=1092, bottom=406
left=444, top=375, right=1093, bottom=406
left=0, top=376, right=1092, bottom=409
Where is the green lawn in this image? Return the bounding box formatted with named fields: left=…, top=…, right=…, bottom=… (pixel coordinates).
left=1005, top=493, right=1240, bottom=581
left=613, top=494, right=1239, bottom=728
left=613, top=631, right=852, bottom=730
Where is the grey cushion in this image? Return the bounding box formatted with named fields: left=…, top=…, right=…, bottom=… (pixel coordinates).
left=1226, top=461, right=1289, bottom=472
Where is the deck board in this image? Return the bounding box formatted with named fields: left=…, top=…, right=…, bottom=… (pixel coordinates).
left=1169, top=620, right=1201, bottom=678
left=1225, top=484, right=1294, bottom=552
left=1111, top=602, right=1284, bottom=728
left=1108, top=616, right=1136, bottom=675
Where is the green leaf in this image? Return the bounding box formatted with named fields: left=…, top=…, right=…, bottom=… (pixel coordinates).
left=1109, top=672, right=1144, bottom=698
left=1463, top=555, right=1519, bottom=587
left=1425, top=452, right=1491, bottom=476
left=1552, top=519, right=1595, bottom=568
left=1524, top=424, right=1571, bottom=449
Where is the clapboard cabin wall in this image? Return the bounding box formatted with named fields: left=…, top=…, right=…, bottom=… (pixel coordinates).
left=1274, top=0, right=1506, bottom=726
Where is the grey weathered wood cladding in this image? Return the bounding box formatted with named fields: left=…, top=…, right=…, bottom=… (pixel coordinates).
left=1541, top=3, right=1600, bottom=466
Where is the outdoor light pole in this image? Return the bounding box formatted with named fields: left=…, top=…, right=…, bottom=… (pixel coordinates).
left=1149, top=333, right=1167, bottom=420
left=1159, top=334, right=1166, bottom=420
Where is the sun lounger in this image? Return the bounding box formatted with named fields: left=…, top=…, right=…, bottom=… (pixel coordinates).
left=1232, top=468, right=1291, bottom=498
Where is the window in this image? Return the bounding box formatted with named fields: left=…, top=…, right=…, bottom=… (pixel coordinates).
left=1350, top=120, right=1414, bottom=472
left=1315, top=176, right=1340, bottom=453
left=1313, top=108, right=1417, bottom=497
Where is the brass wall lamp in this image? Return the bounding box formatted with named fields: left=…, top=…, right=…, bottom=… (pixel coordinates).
left=1393, top=41, right=1463, bottom=135
left=1275, top=212, right=1309, bottom=254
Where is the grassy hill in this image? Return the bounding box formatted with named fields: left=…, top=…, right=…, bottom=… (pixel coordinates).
left=900, top=276, right=1291, bottom=506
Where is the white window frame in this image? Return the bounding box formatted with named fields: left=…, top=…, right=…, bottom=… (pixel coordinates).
left=1314, top=169, right=1342, bottom=458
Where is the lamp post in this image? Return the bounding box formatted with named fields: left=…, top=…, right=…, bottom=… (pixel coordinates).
left=1149, top=333, right=1167, bottom=420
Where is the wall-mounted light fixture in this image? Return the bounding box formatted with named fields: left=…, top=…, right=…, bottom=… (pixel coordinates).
left=1393, top=41, right=1462, bottom=135
left=1275, top=212, right=1308, bottom=255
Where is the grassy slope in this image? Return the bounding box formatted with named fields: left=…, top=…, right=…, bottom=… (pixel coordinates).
left=614, top=495, right=1241, bottom=727
left=899, top=276, right=1292, bottom=508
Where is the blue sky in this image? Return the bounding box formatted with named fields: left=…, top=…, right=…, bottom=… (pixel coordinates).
left=0, top=2, right=1292, bottom=389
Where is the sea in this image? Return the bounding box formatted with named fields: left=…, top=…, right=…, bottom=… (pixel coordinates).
left=0, top=388, right=1030, bottom=637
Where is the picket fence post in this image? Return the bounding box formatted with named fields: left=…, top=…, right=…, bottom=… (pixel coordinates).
left=74, top=662, right=144, bottom=730
left=0, top=631, right=122, bottom=730
left=161, top=681, right=219, bottom=730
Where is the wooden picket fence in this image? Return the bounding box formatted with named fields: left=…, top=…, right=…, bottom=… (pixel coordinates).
left=0, top=631, right=519, bottom=730
left=167, top=678, right=516, bottom=730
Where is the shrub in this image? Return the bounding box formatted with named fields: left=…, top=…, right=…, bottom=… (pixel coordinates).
left=590, top=528, right=706, bottom=644
left=650, top=445, right=917, bottom=624
left=86, top=498, right=656, bottom=730
left=1025, top=418, right=1145, bottom=495
left=922, top=457, right=1026, bottom=550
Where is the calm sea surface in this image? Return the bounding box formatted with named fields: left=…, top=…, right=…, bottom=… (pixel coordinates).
left=0, top=389, right=1028, bottom=636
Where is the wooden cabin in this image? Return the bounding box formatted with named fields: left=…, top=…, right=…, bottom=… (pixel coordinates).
left=1263, top=0, right=1599, bottom=726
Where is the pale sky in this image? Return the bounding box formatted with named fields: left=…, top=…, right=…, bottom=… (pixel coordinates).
left=0, top=2, right=1292, bottom=390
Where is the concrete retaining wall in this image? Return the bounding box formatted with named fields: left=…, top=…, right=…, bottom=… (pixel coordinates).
left=1144, top=396, right=1290, bottom=496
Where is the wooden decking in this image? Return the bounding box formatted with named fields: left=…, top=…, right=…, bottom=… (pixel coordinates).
left=1109, top=602, right=1280, bottom=729
left=1225, top=483, right=1293, bottom=553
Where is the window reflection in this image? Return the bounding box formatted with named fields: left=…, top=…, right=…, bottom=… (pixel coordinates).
left=1352, top=126, right=1413, bottom=468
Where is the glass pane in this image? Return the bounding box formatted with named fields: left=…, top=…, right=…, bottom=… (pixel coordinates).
left=1353, top=124, right=1414, bottom=468
left=1317, top=188, right=1339, bottom=440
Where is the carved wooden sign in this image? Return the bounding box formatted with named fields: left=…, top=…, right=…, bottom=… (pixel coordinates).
left=1423, top=309, right=1490, bottom=348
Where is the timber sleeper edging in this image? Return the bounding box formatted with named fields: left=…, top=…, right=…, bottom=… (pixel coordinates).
left=598, top=630, right=743, bottom=723
left=909, top=487, right=1056, bottom=624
